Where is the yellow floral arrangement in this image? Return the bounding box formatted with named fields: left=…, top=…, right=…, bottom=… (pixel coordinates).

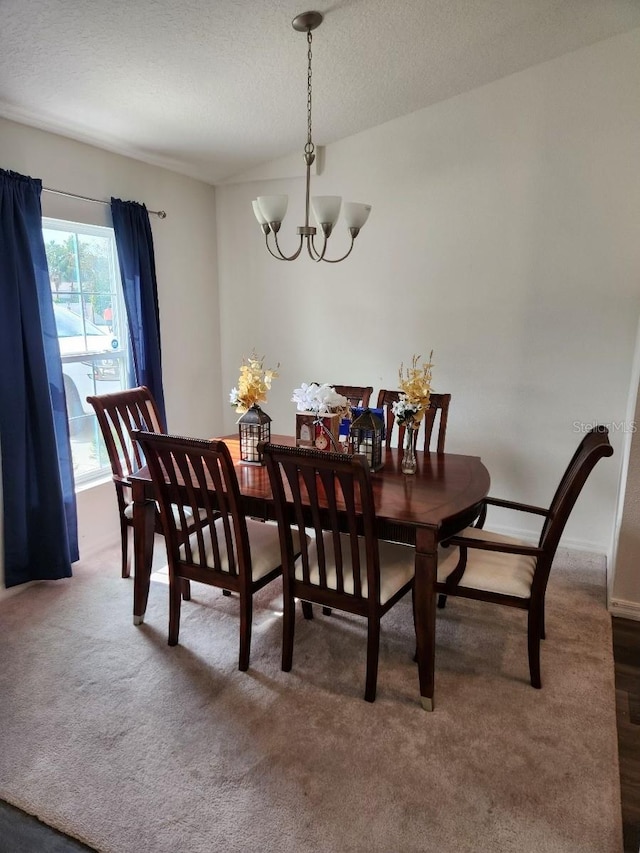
left=392, top=352, right=434, bottom=425
left=229, top=352, right=278, bottom=414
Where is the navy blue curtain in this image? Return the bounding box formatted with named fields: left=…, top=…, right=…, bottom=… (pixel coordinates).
left=111, top=198, right=166, bottom=424
left=0, top=169, right=78, bottom=587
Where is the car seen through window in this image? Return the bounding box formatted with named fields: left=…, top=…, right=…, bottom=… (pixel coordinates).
left=54, top=303, right=121, bottom=438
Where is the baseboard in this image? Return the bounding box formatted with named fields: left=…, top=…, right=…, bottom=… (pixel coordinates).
left=609, top=598, right=640, bottom=621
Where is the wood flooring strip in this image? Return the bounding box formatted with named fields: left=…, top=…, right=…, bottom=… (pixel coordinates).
left=613, top=616, right=640, bottom=852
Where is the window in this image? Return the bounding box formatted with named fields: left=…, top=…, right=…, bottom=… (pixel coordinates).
left=43, top=219, right=131, bottom=484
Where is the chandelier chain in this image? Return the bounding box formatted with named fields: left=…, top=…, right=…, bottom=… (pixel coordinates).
left=305, top=29, right=314, bottom=156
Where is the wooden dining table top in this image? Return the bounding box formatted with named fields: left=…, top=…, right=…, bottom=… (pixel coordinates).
left=216, top=435, right=489, bottom=538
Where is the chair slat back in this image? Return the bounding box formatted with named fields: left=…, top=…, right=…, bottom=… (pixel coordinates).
left=333, top=385, right=373, bottom=408
left=87, top=386, right=164, bottom=481
left=263, top=444, right=380, bottom=604
left=131, top=431, right=251, bottom=580
left=376, top=390, right=402, bottom=449
left=376, top=389, right=451, bottom=453
left=538, top=426, right=613, bottom=560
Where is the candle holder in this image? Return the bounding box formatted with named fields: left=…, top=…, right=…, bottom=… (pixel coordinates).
left=238, top=404, right=271, bottom=464
left=349, top=408, right=384, bottom=471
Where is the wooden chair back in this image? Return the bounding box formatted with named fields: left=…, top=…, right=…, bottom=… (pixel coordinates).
left=87, top=386, right=164, bottom=484
left=263, top=443, right=380, bottom=609
left=130, top=431, right=249, bottom=582
left=537, top=426, right=614, bottom=576
left=333, top=385, right=373, bottom=408
left=376, top=389, right=451, bottom=453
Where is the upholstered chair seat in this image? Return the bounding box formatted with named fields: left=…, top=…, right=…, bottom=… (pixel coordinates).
left=181, top=519, right=302, bottom=583
left=438, top=528, right=536, bottom=599
left=306, top=532, right=415, bottom=604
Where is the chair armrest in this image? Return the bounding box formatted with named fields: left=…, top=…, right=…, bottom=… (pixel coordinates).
left=483, top=497, right=550, bottom=516
left=446, top=535, right=544, bottom=558
left=472, top=496, right=550, bottom=531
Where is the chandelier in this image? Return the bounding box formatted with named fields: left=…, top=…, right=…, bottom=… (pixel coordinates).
left=252, top=11, right=372, bottom=263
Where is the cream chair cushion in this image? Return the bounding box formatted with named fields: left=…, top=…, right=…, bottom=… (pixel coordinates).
left=180, top=518, right=300, bottom=582
left=303, top=532, right=414, bottom=605
left=438, top=527, right=537, bottom=599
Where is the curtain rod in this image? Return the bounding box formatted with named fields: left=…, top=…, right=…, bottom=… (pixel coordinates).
left=42, top=186, right=167, bottom=219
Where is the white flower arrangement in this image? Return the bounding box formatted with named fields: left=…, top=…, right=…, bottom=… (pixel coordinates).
left=291, top=382, right=349, bottom=417
left=391, top=394, right=423, bottom=426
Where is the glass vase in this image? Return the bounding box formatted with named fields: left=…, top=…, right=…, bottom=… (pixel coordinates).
left=401, top=424, right=417, bottom=474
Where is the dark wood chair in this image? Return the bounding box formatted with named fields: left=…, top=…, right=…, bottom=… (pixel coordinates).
left=333, top=385, right=373, bottom=408
left=87, top=386, right=167, bottom=580
left=436, top=426, right=613, bottom=688
left=262, top=442, right=415, bottom=702
left=376, top=389, right=451, bottom=452
left=87, top=386, right=201, bottom=606
left=131, top=431, right=299, bottom=671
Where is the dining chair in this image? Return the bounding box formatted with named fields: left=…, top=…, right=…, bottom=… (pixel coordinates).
left=332, top=385, right=373, bottom=408
left=262, top=442, right=415, bottom=702
left=87, top=386, right=167, bottom=580
left=86, top=387, right=198, bottom=603
left=376, top=389, right=451, bottom=452
left=131, top=431, right=299, bottom=671
left=436, top=425, right=613, bottom=688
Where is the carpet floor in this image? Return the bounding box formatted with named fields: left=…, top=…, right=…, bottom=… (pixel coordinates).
left=0, top=544, right=622, bottom=852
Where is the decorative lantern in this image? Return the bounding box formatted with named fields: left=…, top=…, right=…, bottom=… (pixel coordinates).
left=238, top=405, right=271, bottom=464
left=349, top=408, right=384, bottom=471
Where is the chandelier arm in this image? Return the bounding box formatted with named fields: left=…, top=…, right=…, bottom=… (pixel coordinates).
left=311, top=234, right=356, bottom=264
left=319, top=237, right=356, bottom=263
left=308, top=231, right=357, bottom=263
left=268, top=231, right=304, bottom=261
left=307, top=232, right=327, bottom=262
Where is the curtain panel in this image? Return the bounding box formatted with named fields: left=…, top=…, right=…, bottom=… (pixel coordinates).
left=0, top=168, right=78, bottom=587
left=111, top=199, right=166, bottom=425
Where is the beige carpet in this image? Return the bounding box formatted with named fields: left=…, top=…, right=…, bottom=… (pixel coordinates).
left=0, top=543, right=622, bottom=853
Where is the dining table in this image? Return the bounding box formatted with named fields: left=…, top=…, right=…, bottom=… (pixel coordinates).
left=129, top=434, right=490, bottom=711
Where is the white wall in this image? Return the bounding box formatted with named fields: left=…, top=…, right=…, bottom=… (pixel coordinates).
left=0, top=117, right=220, bottom=572
left=216, top=30, right=640, bottom=578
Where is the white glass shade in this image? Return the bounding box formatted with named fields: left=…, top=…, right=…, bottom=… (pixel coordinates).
left=257, top=195, right=288, bottom=224
left=343, top=202, right=372, bottom=230
left=252, top=200, right=268, bottom=225
left=311, top=195, right=342, bottom=226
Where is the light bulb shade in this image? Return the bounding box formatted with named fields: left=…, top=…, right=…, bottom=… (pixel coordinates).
left=252, top=200, right=268, bottom=225
left=257, top=195, right=288, bottom=224
left=343, top=202, right=372, bottom=230
left=311, top=195, right=342, bottom=226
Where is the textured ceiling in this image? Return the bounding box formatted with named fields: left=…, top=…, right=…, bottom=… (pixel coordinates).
left=1, top=0, right=640, bottom=185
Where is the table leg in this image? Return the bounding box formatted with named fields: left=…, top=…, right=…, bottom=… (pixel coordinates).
left=413, top=527, right=438, bottom=711
left=132, top=479, right=155, bottom=626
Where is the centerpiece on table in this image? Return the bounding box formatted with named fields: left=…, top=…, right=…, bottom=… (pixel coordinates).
left=291, top=382, right=350, bottom=452
left=230, top=352, right=278, bottom=463
left=392, top=352, right=433, bottom=474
